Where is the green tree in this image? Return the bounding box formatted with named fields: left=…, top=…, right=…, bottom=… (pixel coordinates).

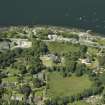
left=80, top=45, right=87, bottom=58
left=32, top=78, right=43, bottom=88
left=75, top=63, right=86, bottom=76
left=98, top=54, right=105, bottom=68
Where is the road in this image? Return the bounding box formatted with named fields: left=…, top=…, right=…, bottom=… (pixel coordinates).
left=43, top=39, right=105, bottom=49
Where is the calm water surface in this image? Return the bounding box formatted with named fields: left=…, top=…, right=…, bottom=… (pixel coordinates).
left=0, top=0, right=105, bottom=35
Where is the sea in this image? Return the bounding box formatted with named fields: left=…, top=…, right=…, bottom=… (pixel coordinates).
left=0, top=0, right=105, bottom=35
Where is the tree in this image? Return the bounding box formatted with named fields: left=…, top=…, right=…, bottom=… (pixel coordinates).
left=98, top=54, right=105, bottom=68
left=0, top=79, right=2, bottom=84
left=18, top=65, right=27, bottom=75
left=21, top=85, right=32, bottom=104
left=65, top=61, right=76, bottom=73
left=28, top=61, right=42, bottom=75
left=80, top=45, right=87, bottom=58
left=65, top=52, right=79, bottom=63
left=17, top=75, right=24, bottom=84
left=40, top=42, right=49, bottom=55
left=13, top=48, right=23, bottom=57
left=32, top=78, right=45, bottom=88
left=101, top=91, right=105, bottom=104
left=75, top=63, right=86, bottom=76
left=0, top=86, right=5, bottom=99
left=32, top=39, right=41, bottom=55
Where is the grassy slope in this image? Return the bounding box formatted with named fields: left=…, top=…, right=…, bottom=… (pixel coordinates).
left=47, top=72, right=92, bottom=98
left=68, top=101, right=89, bottom=105
left=47, top=42, right=80, bottom=55
left=3, top=76, right=18, bottom=83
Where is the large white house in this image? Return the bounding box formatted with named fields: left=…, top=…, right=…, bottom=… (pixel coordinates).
left=10, top=39, right=32, bottom=49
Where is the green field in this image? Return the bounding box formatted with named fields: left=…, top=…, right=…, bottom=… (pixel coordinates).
left=41, top=55, right=65, bottom=67
left=3, top=76, right=18, bottom=83
left=47, top=72, right=92, bottom=98
left=87, top=47, right=98, bottom=57
left=47, top=42, right=80, bottom=55
left=97, top=38, right=105, bottom=46
left=68, top=101, right=89, bottom=105
left=6, top=67, right=20, bottom=75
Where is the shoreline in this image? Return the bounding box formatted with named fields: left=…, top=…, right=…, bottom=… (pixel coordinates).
left=0, top=24, right=104, bottom=38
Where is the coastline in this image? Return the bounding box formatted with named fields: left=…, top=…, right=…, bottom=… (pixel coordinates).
left=0, top=25, right=104, bottom=38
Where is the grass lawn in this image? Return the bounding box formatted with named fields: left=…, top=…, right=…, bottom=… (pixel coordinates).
left=47, top=42, right=80, bottom=55
left=47, top=72, right=92, bottom=98
left=41, top=56, right=65, bottom=67
left=87, top=47, right=98, bottom=57
left=97, top=38, right=105, bottom=46
left=6, top=67, right=20, bottom=75
left=40, top=56, right=53, bottom=67
left=68, top=101, right=89, bottom=105
left=35, top=90, right=43, bottom=97
left=3, top=76, right=18, bottom=83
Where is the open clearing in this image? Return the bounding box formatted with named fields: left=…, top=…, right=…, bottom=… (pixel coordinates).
left=40, top=56, right=53, bottom=67
left=68, top=101, right=89, bottom=105
left=47, top=42, right=80, bottom=55
left=47, top=72, right=92, bottom=98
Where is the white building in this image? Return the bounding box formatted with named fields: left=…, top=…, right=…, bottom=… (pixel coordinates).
left=48, top=35, right=58, bottom=41
left=11, top=39, right=32, bottom=48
